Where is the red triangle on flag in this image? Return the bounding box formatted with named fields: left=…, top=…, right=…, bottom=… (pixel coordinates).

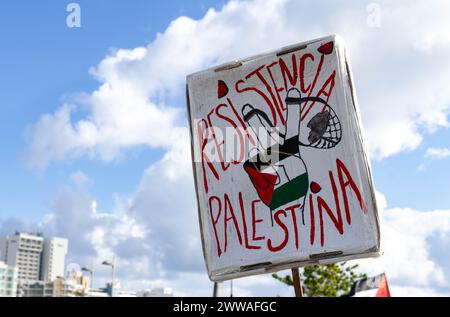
left=243, top=165, right=277, bottom=207
left=375, top=274, right=391, bottom=297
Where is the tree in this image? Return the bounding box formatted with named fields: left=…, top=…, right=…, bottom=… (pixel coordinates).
left=272, top=262, right=366, bottom=297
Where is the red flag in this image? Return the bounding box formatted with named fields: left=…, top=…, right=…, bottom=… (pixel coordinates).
left=375, top=274, right=391, bottom=297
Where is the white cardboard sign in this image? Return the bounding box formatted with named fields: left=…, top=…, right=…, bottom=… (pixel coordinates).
left=187, top=35, right=381, bottom=282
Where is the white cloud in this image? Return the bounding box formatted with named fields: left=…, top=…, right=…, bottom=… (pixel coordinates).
left=419, top=147, right=450, bottom=170
left=354, top=192, right=450, bottom=296
left=425, top=147, right=450, bottom=159
left=38, top=187, right=148, bottom=262
left=360, top=208, right=450, bottom=288
left=390, top=286, right=450, bottom=297
left=25, top=0, right=450, bottom=168
left=69, top=170, right=92, bottom=188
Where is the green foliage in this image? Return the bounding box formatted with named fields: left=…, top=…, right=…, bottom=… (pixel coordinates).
left=272, top=262, right=366, bottom=297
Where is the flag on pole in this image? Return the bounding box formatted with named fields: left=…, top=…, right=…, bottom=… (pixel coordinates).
left=346, top=273, right=391, bottom=297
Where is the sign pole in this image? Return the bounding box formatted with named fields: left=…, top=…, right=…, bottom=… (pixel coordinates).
left=230, top=280, right=233, bottom=297
left=291, top=268, right=304, bottom=297
left=212, top=282, right=219, bottom=297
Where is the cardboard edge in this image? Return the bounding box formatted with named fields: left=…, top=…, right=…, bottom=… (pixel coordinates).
left=186, top=34, right=338, bottom=79
left=337, top=37, right=382, bottom=252
left=210, top=250, right=382, bottom=282
left=185, top=81, right=213, bottom=280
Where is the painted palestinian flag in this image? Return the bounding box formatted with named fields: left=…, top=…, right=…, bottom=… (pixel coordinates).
left=242, top=95, right=309, bottom=212
left=243, top=137, right=309, bottom=211
left=346, top=273, right=391, bottom=297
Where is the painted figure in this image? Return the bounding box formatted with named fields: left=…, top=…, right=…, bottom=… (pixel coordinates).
left=242, top=88, right=342, bottom=224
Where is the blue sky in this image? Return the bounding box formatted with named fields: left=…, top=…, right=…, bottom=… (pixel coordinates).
left=0, top=0, right=225, bottom=222
left=1, top=0, right=450, bottom=296
left=376, top=129, right=450, bottom=211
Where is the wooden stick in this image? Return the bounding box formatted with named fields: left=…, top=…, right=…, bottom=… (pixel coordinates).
left=212, top=282, right=219, bottom=297
left=291, top=268, right=304, bottom=297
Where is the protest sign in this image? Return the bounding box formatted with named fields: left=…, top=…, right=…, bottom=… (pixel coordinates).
left=187, top=35, right=380, bottom=282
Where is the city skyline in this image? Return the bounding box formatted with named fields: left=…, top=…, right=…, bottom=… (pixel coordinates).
left=0, top=231, right=174, bottom=297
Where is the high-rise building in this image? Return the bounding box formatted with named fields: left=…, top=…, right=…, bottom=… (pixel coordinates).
left=0, top=232, right=68, bottom=282
left=0, top=237, right=7, bottom=260
left=41, top=238, right=68, bottom=281
left=0, top=232, right=44, bottom=281
left=0, top=261, right=18, bottom=297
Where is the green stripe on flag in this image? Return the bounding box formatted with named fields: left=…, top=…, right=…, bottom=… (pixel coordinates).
left=269, top=173, right=309, bottom=210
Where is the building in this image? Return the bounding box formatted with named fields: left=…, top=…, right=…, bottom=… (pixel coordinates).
left=20, top=280, right=55, bottom=297
left=21, top=271, right=89, bottom=297
left=0, top=238, right=7, bottom=260
left=138, top=287, right=173, bottom=297
left=87, top=283, right=136, bottom=297
left=0, top=232, right=68, bottom=282
left=0, top=261, right=18, bottom=297
left=0, top=232, right=44, bottom=281
left=41, top=238, right=68, bottom=281
left=54, top=271, right=89, bottom=297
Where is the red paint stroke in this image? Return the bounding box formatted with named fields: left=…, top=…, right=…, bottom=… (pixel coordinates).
left=309, top=194, right=315, bottom=246
left=336, top=158, right=368, bottom=223
left=300, top=54, right=324, bottom=117
left=209, top=195, right=222, bottom=257
left=318, top=41, right=334, bottom=55
left=239, top=192, right=260, bottom=250
left=310, top=181, right=322, bottom=194
left=285, top=204, right=301, bottom=250
left=301, top=70, right=336, bottom=122
left=218, top=80, right=229, bottom=99
left=267, top=210, right=289, bottom=252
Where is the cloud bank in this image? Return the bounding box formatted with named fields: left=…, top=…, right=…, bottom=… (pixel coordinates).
left=25, top=0, right=450, bottom=168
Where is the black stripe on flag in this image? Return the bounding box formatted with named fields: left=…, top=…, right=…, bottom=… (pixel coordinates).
left=345, top=273, right=385, bottom=297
